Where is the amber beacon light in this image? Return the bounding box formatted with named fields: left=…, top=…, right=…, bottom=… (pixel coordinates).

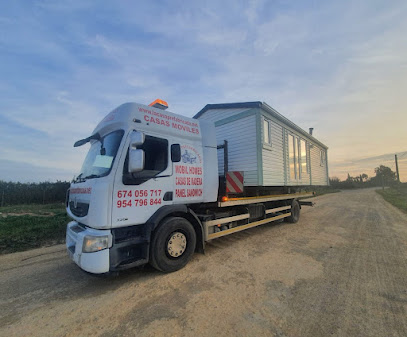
left=148, top=99, right=168, bottom=110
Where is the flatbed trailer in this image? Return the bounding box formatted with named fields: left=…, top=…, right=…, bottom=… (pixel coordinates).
left=198, top=192, right=313, bottom=241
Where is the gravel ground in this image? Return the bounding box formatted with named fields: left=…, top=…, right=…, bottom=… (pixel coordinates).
left=0, top=188, right=406, bottom=337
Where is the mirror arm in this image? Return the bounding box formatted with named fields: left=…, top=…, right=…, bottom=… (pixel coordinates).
left=73, top=133, right=101, bottom=147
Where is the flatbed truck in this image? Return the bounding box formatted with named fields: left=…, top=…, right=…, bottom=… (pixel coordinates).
left=66, top=100, right=323, bottom=274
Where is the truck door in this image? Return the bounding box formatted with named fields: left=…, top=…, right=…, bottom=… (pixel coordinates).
left=111, top=131, right=175, bottom=228
left=173, top=143, right=204, bottom=204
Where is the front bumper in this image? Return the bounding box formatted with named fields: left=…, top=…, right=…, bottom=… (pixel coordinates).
left=66, top=221, right=112, bottom=274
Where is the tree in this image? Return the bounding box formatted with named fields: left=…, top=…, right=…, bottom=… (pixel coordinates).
left=329, top=177, right=341, bottom=188
left=374, top=165, right=396, bottom=186
left=360, top=173, right=368, bottom=182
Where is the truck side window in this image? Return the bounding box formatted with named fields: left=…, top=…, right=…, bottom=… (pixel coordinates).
left=171, top=144, right=181, bottom=162
left=123, top=135, right=168, bottom=185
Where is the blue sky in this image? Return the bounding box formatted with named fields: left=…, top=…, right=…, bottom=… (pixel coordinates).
left=1, top=0, right=406, bottom=182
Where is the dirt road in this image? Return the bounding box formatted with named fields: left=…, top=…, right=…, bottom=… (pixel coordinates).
left=1, top=189, right=407, bottom=337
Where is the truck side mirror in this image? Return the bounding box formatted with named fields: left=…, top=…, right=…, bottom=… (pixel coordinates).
left=130, top=131, right=145, bottom=146
left=128, top=131, right=145, bottom=173
left=171, top=144, right=181, bottom=162
left=128, top=148, right=145, bottom=173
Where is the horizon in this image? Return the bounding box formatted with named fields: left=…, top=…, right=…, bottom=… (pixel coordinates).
left=1, top=1, right=406, bottom=183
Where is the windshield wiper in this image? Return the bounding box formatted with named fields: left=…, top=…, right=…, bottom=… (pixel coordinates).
left=74, top=173, right=85, bottom=183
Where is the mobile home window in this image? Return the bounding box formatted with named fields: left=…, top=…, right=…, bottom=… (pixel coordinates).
left=300, top=139, right=308, bottom=173
left=289, top=135, right=296, bottom=180
left=320, top=150, right=325, bottom=166
left=263, top=119, right=271, bottom=145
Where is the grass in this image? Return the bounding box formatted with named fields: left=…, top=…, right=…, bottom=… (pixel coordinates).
left=376, top=184, right=407, bottom=214
left=0, top=203, right=66, bottom=214
left=0, top=203, right=70, bottom=254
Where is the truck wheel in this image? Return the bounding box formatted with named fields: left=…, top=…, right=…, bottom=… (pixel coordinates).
left=150, top=217, right=196, bottom=272
left=287, top=200, right=300, bottom=223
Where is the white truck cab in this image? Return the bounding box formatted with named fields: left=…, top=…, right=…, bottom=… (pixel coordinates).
left=66, top=101, right=218, bottom=273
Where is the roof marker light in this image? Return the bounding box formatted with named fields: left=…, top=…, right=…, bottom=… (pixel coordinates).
left=148, top=99, right=168, bottom=110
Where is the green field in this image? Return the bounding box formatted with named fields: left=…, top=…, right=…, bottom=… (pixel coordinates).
left=0, top=203, right=69, bottom=254
left=376, top=184, right=407, bottom=214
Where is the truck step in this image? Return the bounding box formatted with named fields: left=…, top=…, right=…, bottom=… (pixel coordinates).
left=218, top=192, right=314, bottom=207
left=206, top=213, right=291, bottom=240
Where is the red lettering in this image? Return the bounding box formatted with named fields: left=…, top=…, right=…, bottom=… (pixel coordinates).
left=188, top=167, right=202, bottom=175
left=70, top=187, right=92, bottom=194
left=175, top=165, right=189, bottom=174
left=175, top=189, right=186, bottom=198
left=191, top=177, right=202, bottom=185
left=144, top=115, right=170, bottom=127
left=176, top=177, right=187, bottom=185
left=187, top=189, right=203, bottom=197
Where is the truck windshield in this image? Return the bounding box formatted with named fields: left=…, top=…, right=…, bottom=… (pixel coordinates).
left=76, top=130, right=124, bottom=182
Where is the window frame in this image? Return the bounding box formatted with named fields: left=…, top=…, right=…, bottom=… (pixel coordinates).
left=300, top=139, right=308, bottom=174
left=122, top=133, right=170, bottom=185
left=288, top=134, right=297, bottom=181
left=320, top=149, right=325, bottom=166
left=263, top=118, right=272, bottom=146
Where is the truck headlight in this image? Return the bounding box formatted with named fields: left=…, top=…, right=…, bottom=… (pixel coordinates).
left=82, top=235, right=109, bottom=253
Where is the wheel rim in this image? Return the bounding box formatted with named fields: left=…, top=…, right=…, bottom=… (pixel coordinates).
left=167, top=232, right=187, bottom=257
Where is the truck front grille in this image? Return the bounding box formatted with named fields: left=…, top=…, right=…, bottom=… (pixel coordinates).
left=69, top=201, right=89, bottom=217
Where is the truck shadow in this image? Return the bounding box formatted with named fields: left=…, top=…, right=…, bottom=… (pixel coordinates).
left=32, top=220, right=291, bottom=304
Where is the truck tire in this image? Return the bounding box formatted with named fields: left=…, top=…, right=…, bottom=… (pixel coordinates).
left=150, top=217, right=196, bottom=272
left=287, top=200, right=300, bottom=223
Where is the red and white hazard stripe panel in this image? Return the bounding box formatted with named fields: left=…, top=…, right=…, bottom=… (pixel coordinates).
left=226, top=171, right=244, bottom=193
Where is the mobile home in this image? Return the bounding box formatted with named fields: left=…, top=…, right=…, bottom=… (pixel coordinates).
left=194, top=101, right=329, bottom=191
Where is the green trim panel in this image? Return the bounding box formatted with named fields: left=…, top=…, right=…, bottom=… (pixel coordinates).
left=255, top=110, right=263, bottom=186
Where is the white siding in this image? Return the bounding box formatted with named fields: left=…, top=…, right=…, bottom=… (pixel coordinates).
left=197, top=108, right=252, bottom=125
left=216, top=115, right=258, bottom=186
left=284, top=130, right=289, bottom=185
left=310, top=145, right=328, bottom=185
left=262, top=118, right=285, bottom=185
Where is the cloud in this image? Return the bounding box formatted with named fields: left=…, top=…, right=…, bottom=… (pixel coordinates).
left=0, top=0, right=406, bottom=183
left=330, top=151, right=407, bottom=182
left=244, top=0, right=265, bottom=24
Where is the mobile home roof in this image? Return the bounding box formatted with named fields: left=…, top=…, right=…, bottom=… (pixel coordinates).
left=194, top=101, right=328, bottom=150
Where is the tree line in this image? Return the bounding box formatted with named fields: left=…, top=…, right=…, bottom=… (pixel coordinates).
left=0, top=164, right=400, bottom=206
left=330, top=165, right=398, bottom=189
left=0, top=180, right=70, bottom=206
